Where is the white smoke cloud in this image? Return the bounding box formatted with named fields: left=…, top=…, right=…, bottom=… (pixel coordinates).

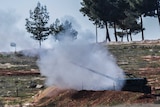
left=0, top=10, right=124, bottom=90
left=37, top=35, right=125, bottom=90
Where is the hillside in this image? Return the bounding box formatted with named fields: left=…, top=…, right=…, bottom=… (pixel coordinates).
left=29, top=40, right=160, bottom=107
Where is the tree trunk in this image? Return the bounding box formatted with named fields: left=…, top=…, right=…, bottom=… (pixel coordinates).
left=126, top=30, right=129, bottom=42
left=121, top=36, right=123, bottom=42
left=140, top=15, right=144, bottom=41
left=129, top=32, right=133, bottom=41
left=105, top=22, right=111, bottom=42
left=158, top=15, right=160, bottom=25
left=96, top=24, right=98, bottom=43
left=113, top=22, right=118, bottom=42
left=39, top=40, right=41, bottom=48
left=127, top=35, right=129, bottom=42
left=156, top=1, right=160, bottom=25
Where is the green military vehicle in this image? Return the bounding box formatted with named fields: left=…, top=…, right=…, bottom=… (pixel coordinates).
left=122, top=72, right=151, bottom=94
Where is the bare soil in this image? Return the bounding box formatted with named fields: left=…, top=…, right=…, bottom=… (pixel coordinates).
left=31, top=87, right=158, bottom=107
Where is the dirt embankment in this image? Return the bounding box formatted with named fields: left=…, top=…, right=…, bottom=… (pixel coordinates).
left=30, top=86, right=159, bottom=107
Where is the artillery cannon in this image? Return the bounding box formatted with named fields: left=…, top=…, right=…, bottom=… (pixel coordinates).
left=71, top=62, right=151, bottom=94
left=122, top=73, right=151, bottom=94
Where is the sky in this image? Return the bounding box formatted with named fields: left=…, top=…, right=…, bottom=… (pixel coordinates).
left=0, top=0, right=160, bottom=51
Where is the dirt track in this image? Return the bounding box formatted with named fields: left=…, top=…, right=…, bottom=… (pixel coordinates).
left=0, top=70, right=40, bottom=76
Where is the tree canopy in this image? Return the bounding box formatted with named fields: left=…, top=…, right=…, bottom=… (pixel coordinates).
left=26, top=2, right=78, bottom=47
left=50, top=19, right=78, bottom=41
left=80, top=0, right=129, bottom=41
left=25, top=2, right=50, bottom=47
left=80, top=0, right=160, bottom=42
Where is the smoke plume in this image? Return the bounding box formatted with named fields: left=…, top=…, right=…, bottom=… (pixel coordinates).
left=37, top=34, right=125, bottom=91
left=0, top=10, right=124, bottom=90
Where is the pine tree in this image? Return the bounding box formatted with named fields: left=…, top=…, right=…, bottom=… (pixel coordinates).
left=50, top=19, right=78, bottom=41
left=80, top=0, right=128, bottom=42
left=25, top=2, right=50, bottom=47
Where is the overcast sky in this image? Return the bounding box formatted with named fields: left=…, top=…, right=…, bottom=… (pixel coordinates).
left=0, top=0, right=160, bottom=51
